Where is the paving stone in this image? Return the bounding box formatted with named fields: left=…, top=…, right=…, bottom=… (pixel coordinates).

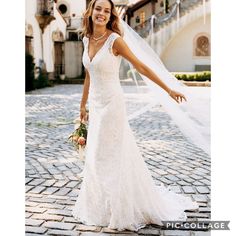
left=42, top=187, right=60, bottom=195
left=64, top=216, right=78, bottom=223
left=29, top=186, right=47, bottom=194
left=43, top=221, right=75, bottom=230
left=47, top=209, right=72, bottom=217
left=193, top=167, right=209, bottom=174
left=28, top=178, right=45, bottom=186
left=79, top=233, right=108, bottom=236
left=68, top=189, right=80, bottom=197
left=198, top=207, right=211, bottom=213
left=163, top=230, right=191, bottom=235
left=199, top=179, right=211, bottom=185
left=49, top=195, right=69, bottom=200
left=160, top=177, right=173, bottom=185
left=37, top=202, right=65, bottom=209
left=27, top=197, right=56, bottom=203
left=57, top=165, right=70, bottom=171
left=54, top=174, right=66, bottom=180
left=166, top=169, right=179, bottom=175
left=41, top=174, right=53, bottom=179
left=25, top=234, right=47, bottom=236
left=42, top=179, right=57, bottom=187
left=56, top=199, right=76, bottom=206
left=25, top=207, right=47, bottom=214
left=66, top=181, right=79, bottom=188
left=165, top=175, right=179, bottom=182
left=25, top=201, right=39, bottom=207
left=68, top=175, right=80, bottom=181
left=186, top=212, right=210, bottom=218
left=182, top=186, right=196, bottom=194
left=28, top=174, right=41, bottom=178
left=101, top=228, right=137, bottom=234
left=25, top=226, right=47, bottom=234
left=180, top=165, right=193, bottom=171
left=190, top=174, right=204, bottom=180
left=26, top=85, right=210, bottom=236
left=77, top=224, right=102, bottom=232
left=55, top=187, right=72, bottom=196
left=54, top=180, right=69, bottom=187
left=25, top=177, right=34, bottom=184
left=25, top=212, right=33, bottom=218
left=196, top=186, right=210, bottom=194
left=192, top=195, right=208, bottom=203
left=156, top=169, right=168, bottom=175
left=193, top=181, right=205, bottom=186
left=48, top=168, right=61, bottom=175
left=193, top=231, right=210, bottom=235
left=25, top=219, right=44, bottom=226
left=31, top=213, right=64, bottom=221
left=177, top=180, right=191, bottom=186
left=137, top=227, right=161, bottom=235
left=47, top=229, right=79, bottom=235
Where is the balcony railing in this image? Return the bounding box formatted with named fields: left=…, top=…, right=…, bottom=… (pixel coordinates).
left=134, top=0, right=209, bottom=37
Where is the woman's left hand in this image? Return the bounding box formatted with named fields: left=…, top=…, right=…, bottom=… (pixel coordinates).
left=169, top=90, right=187, bottom=103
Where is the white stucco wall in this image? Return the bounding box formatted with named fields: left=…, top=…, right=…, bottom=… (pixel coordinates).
left=43, top=3, right=67, bottom=72
left=130, top=3, right=152, bottom=27
left=25, top=0, right=43, bottom=66
left=161, top=14, right=211, bottom=72
left=25, top=0, right=67, bottom=72
left=56, top=0, right=86, bottom=17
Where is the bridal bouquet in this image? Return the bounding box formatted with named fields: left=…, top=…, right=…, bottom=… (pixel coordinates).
left=68, top=118, right=88, bottom=161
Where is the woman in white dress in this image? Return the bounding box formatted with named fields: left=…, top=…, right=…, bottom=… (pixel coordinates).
left=72, top=0, right=198, bottom=232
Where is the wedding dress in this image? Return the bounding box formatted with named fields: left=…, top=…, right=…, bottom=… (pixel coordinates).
left=72, top=32, right=198, bottom=232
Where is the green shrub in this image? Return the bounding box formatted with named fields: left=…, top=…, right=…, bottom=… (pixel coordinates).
left=25, top=53, right=52, bottom=91
left=34, top=71, right=51, bottom=89
left=25, top=53, right=35, bottom=92
left=173, top=71, right=211, bottom=82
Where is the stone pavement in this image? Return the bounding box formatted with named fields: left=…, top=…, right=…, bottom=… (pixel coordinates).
left=25, top=85, right=211, bottom=236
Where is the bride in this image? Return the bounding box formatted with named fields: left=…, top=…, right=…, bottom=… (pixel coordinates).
left=72, top=0, right=199, bottom=232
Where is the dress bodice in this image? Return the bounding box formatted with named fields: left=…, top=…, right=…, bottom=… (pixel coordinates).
left=82, top=32, right=123, bottom=104
left=82, top=32, right=122, bottom=78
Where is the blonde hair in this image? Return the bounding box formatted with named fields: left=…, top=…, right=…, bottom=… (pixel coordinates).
left=81, top=0, right=123, bottom=37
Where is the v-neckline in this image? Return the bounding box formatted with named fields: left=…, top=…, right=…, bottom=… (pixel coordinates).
left=87, top=32, right=114, bottom=63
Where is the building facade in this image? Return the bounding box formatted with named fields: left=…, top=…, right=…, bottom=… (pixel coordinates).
left=25, top=0, right=86, bottom=80
left=125, top=0, right=211, bottom=72
left=25, top=0, right=211, bottom=80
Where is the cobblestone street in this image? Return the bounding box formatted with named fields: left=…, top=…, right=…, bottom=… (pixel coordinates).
left=25, top=85, right=211, bottom=236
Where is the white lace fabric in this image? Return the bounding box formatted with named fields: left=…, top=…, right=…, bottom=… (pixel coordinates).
left=72, top=32, right=198, bottom=232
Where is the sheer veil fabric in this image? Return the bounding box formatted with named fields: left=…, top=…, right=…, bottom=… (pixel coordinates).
left=72, top=28, right=199, bottom=231
left=120, top=19, right=210, bottom=155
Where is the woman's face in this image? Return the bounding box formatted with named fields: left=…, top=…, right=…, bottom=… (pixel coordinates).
left=91, top=0, right=112, bottom=27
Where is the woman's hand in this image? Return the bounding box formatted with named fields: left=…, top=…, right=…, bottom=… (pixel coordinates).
left=168, top=90, right=187, bottom=103
left=80, top=107, right=88, bottom=122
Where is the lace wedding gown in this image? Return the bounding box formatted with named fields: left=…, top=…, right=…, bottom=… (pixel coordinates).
left=72, top=32, right=198, bottom=232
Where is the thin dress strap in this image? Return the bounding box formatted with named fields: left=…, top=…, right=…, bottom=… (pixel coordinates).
left=107, top=33, right=121, bottom=54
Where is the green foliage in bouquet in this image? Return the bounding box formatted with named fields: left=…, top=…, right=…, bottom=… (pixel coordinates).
left=68, top=122, right=88, bottom=150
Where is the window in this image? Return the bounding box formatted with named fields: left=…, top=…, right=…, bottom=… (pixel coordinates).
left=58, top=4, right=67, bottom=14
left=195, top=35, right=210, bottom=57
left=140, top=11, right=145, bottom=24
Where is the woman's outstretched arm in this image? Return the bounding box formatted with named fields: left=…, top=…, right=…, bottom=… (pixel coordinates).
left=113, top=37, right=186, bottom=103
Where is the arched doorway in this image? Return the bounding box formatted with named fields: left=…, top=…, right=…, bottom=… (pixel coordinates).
left=25, top=24, right=34, bottom=56
left=52, top=30, right=65, bottom=78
